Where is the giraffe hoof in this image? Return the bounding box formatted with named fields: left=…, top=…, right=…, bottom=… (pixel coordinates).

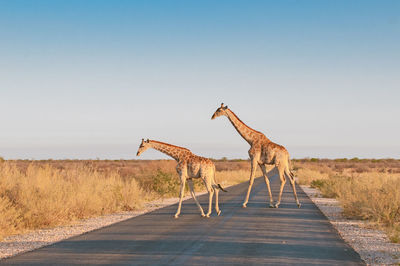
left=217, top=210, right=221, bottom=216
left=268, top=204, right=274, bottom=208
left=242, top=204, right=247, bottom=208
left=174, top=215, right=179, bottom=219
left=206, top=214, right=210, bottom=218
left=297, top=203, right=302, bottom=208
left=201, top=213, right=206, bottom=217
left=274, top=203, right=280, bottom=208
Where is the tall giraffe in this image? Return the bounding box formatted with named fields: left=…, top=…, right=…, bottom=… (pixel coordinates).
left=136, top=139, right=227, bottom=218
left=211, top=103, right=300, bottom=208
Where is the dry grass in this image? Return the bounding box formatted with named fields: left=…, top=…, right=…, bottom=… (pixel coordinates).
left=4, top=157, right=398, bottom=242
left=0, top=161, right=146, bottom=240
left=217, top=169, right=261, bottom=187
left=0, top=159, right=253, bottom=240
left=293, top=158, right=400, bottom=243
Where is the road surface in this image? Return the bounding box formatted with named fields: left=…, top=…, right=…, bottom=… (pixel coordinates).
left=1, top=174, right=364, bottom=265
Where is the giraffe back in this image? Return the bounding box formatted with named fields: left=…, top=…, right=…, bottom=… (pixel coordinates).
left=181, top=154, right=215, bottom=179
left=260, top=139, right=289, bottom=165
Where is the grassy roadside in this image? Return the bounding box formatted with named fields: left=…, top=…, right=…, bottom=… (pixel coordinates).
left=293, top=159, right=400, bottom=243
left=0, top=162, right=146, bottom=239
left=8, top=157, right=398, bottom=242
left=0, top=160, right=253, bottom=240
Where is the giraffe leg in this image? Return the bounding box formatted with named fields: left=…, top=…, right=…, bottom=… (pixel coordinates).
left=188, top=179, right=205, bottom=217
left=215, top=185, right=221, bottom=216
left=275, top=165, right=286, bottom=208
left=211, top=168, right=221, bottom=216
left=243, top=158, right=258, bottom=208
left=289, top=179, right=301, bottom=208
left=174, top=178, right=186, bottom=218
left=260, top=164, right=274, bottom=208
left=286, top=167, right=301, bottom=208
left=206, top=185, right=214, bottom=218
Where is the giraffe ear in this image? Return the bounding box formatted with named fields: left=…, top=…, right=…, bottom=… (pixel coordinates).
left=221, top=103, right=224, bottom=107
left=146, top=139, right=149, bottom=143
left=224, top=105, right=228, bottom=109
left=141, top=138, right=144, bottom=142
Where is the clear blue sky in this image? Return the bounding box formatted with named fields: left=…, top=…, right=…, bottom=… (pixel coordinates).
left=1, top=0, right=399, bottom=160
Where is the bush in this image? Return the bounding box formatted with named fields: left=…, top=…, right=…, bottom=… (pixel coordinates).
left=310, top=179, right=326, bottom=189
left=151, top=170, right=180, bottom=197
left=334, top=158, right=348, bottom=162
left=150, top=169, right=207, bottom=197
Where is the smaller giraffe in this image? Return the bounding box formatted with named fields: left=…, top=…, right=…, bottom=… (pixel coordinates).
left=136, top=139, right=227, bottom=218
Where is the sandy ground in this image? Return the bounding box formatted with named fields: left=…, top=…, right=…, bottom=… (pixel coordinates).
left=301, top=186, right=400, bottom=265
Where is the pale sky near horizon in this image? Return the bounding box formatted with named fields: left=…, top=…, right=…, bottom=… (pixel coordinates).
left=1, top=0, right=399, bottom=160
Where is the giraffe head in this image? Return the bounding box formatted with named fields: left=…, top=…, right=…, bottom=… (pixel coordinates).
left=136, top=139, right=151, bottom=156
left=211, top=103, right=228, bottom=120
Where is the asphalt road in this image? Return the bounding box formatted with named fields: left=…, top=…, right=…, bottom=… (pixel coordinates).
left=1, top=174, right=364, bottom=265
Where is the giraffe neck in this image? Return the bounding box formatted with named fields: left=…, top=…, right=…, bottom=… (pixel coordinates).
left=225, top=109, right=265, bottom=145
left=149, top=140, right=190, bottom=161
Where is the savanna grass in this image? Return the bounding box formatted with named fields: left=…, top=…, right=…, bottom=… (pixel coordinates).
left=0, top=159, right=253, bottom=240
left=0, top=162, right=146, bottom=239
left=294, top=159, right=400, bottom=242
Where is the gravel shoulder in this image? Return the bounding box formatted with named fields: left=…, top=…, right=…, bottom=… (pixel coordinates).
left=0, top=191, right=207, bottom=260
left=301, top=185, right=400, bottom=265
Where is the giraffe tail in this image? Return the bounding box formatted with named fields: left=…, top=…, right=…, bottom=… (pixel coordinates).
left=213, top=165, right=227, bottom=192
left=286, top=158, right=295, bottom=180
left=217, top=184, right=228, bottom=192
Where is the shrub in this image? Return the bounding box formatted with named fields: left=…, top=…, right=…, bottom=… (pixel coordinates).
left=334, top=158, right=348, bottom=162
left=151, top=170, right=180, bottom=197
left=310, top=179, right=326, bottom=189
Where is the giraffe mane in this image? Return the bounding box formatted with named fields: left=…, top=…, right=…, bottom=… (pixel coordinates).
left=228, top=109, right=263, bottom=135
left=149, top=140, right=191, bottom=152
